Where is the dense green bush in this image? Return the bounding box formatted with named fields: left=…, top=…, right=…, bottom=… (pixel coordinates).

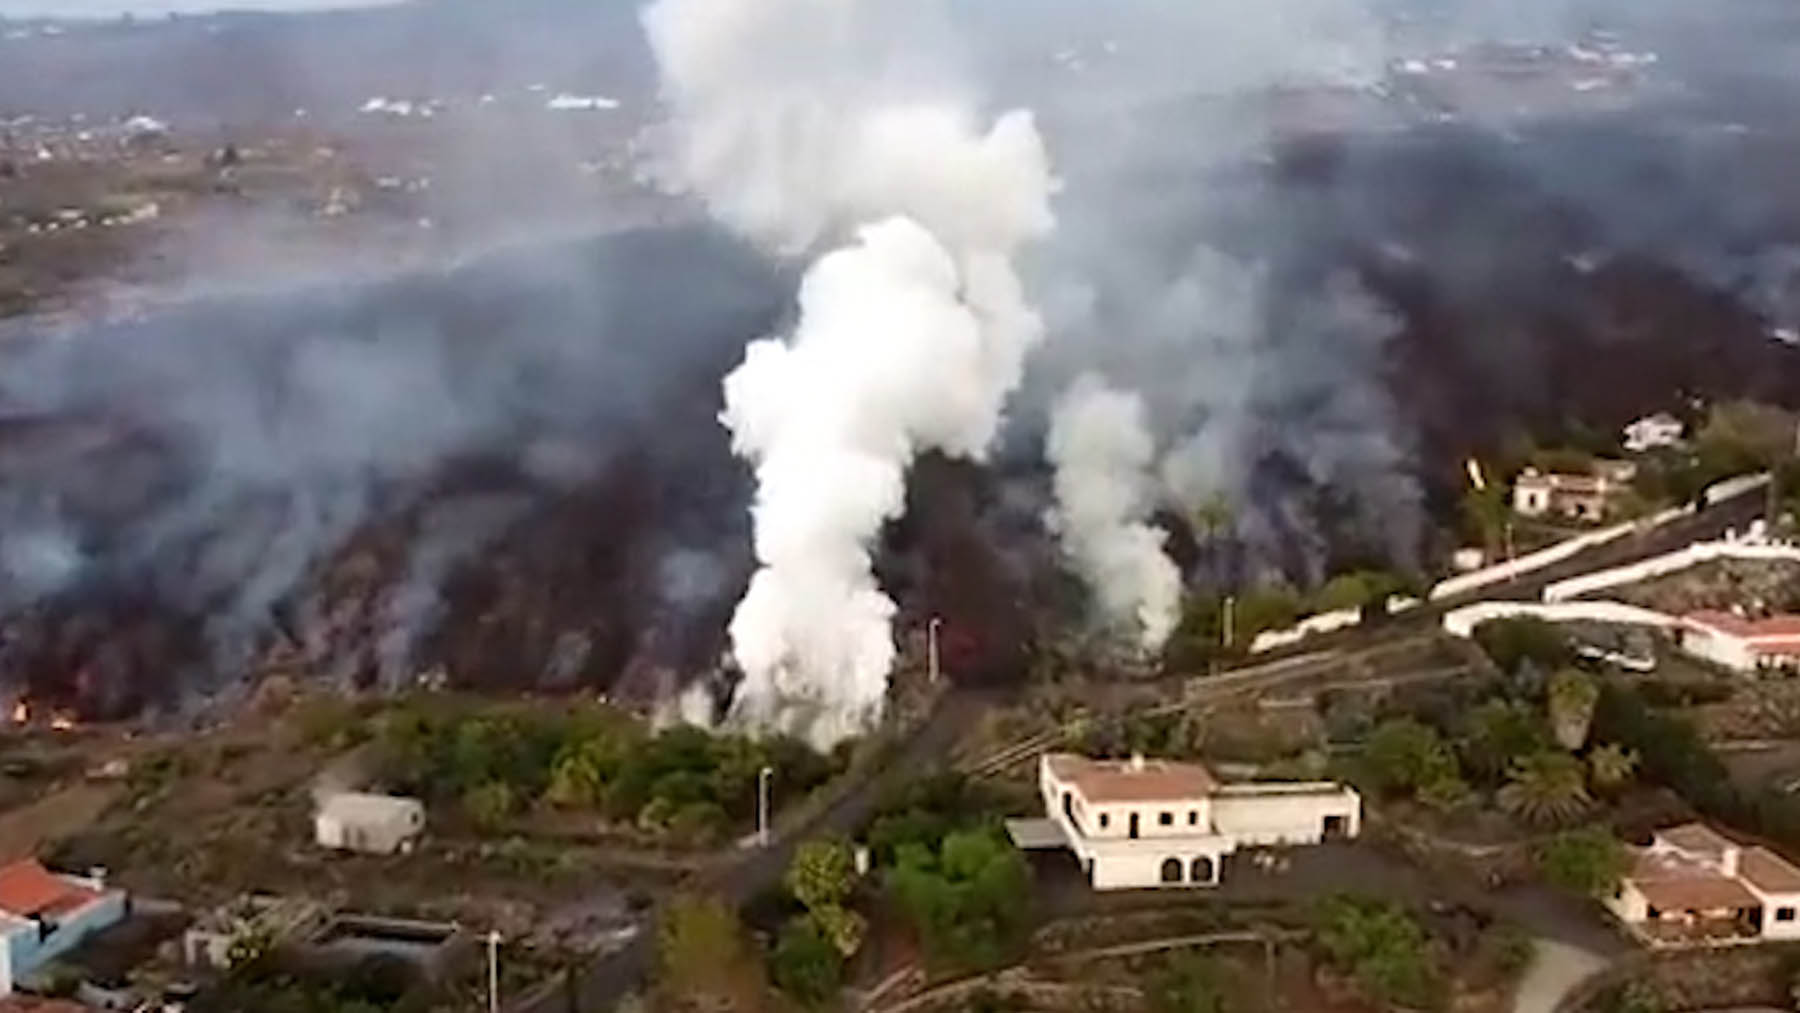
left=1312, top=894, right=1440, bottom=1009
left=887, top=829, right=1031, bottom=971
left=373, top=700, right=835, bottom=837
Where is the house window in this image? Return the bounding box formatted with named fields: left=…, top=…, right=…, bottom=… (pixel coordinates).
left=1159, top=811, right=1174, bottom=827
left=1098, top=813, right=1110, bottom=829
left=1188, top=811, right=1198, bottom=826
left=1160, top=858, right=1183, bottom=884
left=1779, top=907, right=1796, bottom=922
left=1191, top=856, right=1214, bottom=883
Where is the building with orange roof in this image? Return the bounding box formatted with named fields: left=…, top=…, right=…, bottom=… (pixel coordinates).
left=1607, top=822, right=1800, bottom=947
left=1681, top=612, right=1800, bottom=673
left=1017, top=753, right=1359, bottom=891
left=0, top=860, right=126, bottom=997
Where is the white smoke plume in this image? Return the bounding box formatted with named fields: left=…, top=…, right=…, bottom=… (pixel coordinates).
left=1047, top=375, right=1181, bottom=653
left=642, top=0, right=1055, bottom=744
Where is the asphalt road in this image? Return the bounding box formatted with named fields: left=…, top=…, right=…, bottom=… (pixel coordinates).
left=517, top=489, right=1766, bottom=1012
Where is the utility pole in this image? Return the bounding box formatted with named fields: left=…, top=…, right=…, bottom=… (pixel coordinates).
left=1222, top=595, right=1235, bottom=652
left=486, top=930, right=502, bottom=1013
left=757, top=765, right=774, bottom=847
left=927, top=616, right=943, bottom=685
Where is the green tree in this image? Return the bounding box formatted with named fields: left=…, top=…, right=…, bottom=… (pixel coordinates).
left=1498, top=752, right=1593, bottom=827
left=1473, top=617, right=1571, bottom=674
left=1418, top=773, right=1475, bottom=814
left=544, top=734, right=624, bottom=808
left=1462, top=484, right=1510, bottom=556
left=1461, top=699, right=1551, bottom=784
left=463, top=781, right=517, bottom=831
left=659, top=894, right=766, bottom=1013
left=1360, top=719, right=1458, bottom=796
left=810, top=903, right=867, bottom=959
left=1313, top=895, right=1439, bottom=1008
left=1587, top=743, right=1639, bottom=792
left=786, top=838, right=857, bottom=912
left=1600, top=981, right=1666, bottom=1013
left=1166, top=593, right=1225, bottom=672
left=1537, top=826, right=1628, bottom=897
left=1148, top=953, right=1233, bottom=1013
left=769, top=917, right=842, bottom=1006
left=1314, top=573, right=1376, bottom=614
left=1232, top=585, right=1304, bottom=644
left=1548, top=669, right=1600, bottom=750
left=887, top=830, right=1031, bottom=971
left=1188, top=492, right=1235, bottom=547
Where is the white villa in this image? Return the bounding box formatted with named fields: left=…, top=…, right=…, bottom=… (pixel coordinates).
left=1624, top=412, right=1686, bottom=454
left=1608, top=823, right=1800, bottom=946
left=1010, top=753, right=1360, bottom=890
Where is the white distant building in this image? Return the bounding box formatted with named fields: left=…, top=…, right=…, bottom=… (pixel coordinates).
left=1513, top=460, right=1637, bottom=521
left=1010, top=753, right=1359, bottom=890
left=314, top=793, right=425, bottom=856
left=1680, top=611, right=1800, bottom=674
left=1624, top=412, right=1686, bottom=453
left=1608, top=822, right=1800, bottom=946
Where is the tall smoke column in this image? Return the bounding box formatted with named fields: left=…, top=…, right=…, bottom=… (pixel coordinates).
left=642, top=0, right=1055, bottom=744
left=1048, top=376, right=1181, bottom=653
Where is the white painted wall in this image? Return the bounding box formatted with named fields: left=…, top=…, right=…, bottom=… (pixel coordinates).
left=1607, top=881, right=1650, bottom=924
left=1248, top=607, right=1363, bottom=654
left=1442, top=600, right=1680, bottom=638
left=1545, top=542, right=1800, bottom=603
left=1089, top=846, right=1224, bottom=890
left=1429, top=471, right=1767, bottom=603
left=1754, top=890, right=1800, bottom=940
left=1681, top=627, right=1758, bottom=673
left=0, top=921, right=13, bottom=998
left=1210, top=788, right=1359, bottom=845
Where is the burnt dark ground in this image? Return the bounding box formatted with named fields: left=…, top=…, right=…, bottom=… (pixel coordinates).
left=4, top=6, right=1800, bottom=719
left=7, top=120, right=1800, bottom=720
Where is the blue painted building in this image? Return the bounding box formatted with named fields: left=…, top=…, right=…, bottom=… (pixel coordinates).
left=0, top=861, right=127, bottom=997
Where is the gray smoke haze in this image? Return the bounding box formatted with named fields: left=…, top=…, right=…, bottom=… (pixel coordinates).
left=4, top=0, right=1800, bottom=716
left=997, top=0, right=1800, bottom=580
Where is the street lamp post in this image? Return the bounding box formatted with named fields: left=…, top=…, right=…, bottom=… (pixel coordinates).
left=757, top=765, right=774, bottom=847
left=1222, top=595, right=1235, bottom=651
left=927, top=616, right=943, bottom=684
left=486, top=930, right=502, bottom=1013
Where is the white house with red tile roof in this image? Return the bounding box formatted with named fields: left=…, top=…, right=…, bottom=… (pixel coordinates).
left=0, top=860, right=126, bottom=997
left=1680, top=612, right=1800, bottom=673
left=1019, top=753, right=1360, bottom=890
left=1607, top=823, right=1800, bottom=946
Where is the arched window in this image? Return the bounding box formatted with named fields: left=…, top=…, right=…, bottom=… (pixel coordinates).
left=1191, top=856, right=1214, bottom=883
left=1160, top=858, right=1183, bottom=884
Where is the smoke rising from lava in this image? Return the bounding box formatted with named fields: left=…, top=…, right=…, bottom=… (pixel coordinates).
left=643, top=0, right=1054, bottom=743
left=1047, top=375, right=1180, bottom=653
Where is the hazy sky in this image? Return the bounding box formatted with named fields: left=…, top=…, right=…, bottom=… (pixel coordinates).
left=0, top=0, right=394, bottom=16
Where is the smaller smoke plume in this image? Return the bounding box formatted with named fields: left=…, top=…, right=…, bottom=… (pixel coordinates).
left=1047, top=375, right=1180, bottom=652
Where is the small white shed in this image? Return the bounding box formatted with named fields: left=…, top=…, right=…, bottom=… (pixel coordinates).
left=314, top=793, right=425, bottom=856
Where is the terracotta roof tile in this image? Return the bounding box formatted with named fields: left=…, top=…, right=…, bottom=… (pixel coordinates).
left=0, top=860, right=97, bottom=919
left=1635, top=875, right=1760, bottom=913
left=1684, top=611, right=1800, bottom=642
left=1045, top=753, right=1218, bottom=803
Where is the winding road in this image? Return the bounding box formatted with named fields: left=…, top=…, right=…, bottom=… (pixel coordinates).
left=517, top=488, right=1766, bottom=1012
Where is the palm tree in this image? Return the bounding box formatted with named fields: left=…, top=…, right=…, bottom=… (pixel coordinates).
left=1548, top=669, right=1599, bottom=751
left=1499, top=751, right=1594, bottom=827
left=1587, top=743, right=1639, bottom=792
